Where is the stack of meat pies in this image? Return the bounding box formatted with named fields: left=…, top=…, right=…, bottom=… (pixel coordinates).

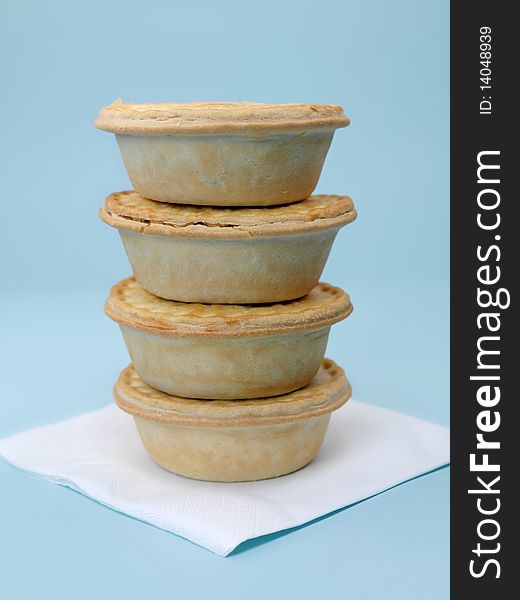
left=96, top=100, right=356, bottom=482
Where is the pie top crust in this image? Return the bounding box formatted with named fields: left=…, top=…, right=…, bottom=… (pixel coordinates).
left=114, top=359, right=351, bottom=427
left=105, top=277, right=353, bottom=338
left=100, top=191, right=357, bottom=239
left=95, top=100, right=349, bottom=134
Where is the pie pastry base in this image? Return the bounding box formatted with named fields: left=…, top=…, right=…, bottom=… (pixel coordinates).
left=114, top=360, right=351, bottom=482
left=120, top=229, right=338, bottom=303
left=120, top=324, right=330, bottom=399
left=114, top=131, right=335, bottom=206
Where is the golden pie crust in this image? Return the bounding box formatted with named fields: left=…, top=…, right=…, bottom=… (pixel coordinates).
left=100, top=191, right=357, bottom=238
left=95, top=100, right=349, bottom=134
left=114, top=359, right=351, bottom=427
left=105, top=277, right=353, bottom=337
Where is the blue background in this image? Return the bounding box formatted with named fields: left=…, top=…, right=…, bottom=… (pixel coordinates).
left=0, top=1, right=449, bottom=598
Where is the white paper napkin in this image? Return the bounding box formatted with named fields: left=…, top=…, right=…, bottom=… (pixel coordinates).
left=0, top=401, right=449, bottom=556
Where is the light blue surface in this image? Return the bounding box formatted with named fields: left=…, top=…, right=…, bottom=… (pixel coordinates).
left=1, top=1, right=449, bottom=598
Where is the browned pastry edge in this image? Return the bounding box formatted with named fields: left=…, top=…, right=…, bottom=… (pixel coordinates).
left=104, top=277, right=353, bottom=338
left=114, top=359, right=351, bottom=427
left=99, top=191, right=357, bottom=238
left=95, top=100, right=350, bottom=134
